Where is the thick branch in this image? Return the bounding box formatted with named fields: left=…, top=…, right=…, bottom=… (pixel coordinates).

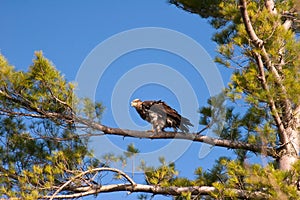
left=43, top=178, right=270, bottom=199
left=43, top=168, right=270, bottom=199
left=239, top=0, right=292, bottom=144
left=75, top=117, right=278, bottom=158
left=239, top=0, right=263, bottom=47
left=254, top=52, right=288, bottom=143
left=43, top=184, right=270, bottom=199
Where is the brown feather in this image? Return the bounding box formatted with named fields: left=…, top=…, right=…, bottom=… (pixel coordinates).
left=131, top=99, right=193, bottom=133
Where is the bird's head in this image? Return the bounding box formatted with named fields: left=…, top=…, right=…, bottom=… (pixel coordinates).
left=131, top=99, right=141, bottom=108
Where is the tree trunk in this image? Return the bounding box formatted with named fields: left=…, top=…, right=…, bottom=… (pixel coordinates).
left=279, top=113, right=300, bottom=170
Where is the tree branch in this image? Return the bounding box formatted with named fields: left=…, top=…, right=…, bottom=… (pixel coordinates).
left=254, top=52, right=287, bottom=143
left=43, top=168, right=270, bottom=200
left=75, top=117, right=278, bottom=158
left=0, top=88, right=74, bottom=123
left=239, top=0, right=264, bottom=47
left=43, top=184, right=270, bottom=199
left=239, top=0, right=292, bottom=144
left=0, top=86, right=278, bottom=158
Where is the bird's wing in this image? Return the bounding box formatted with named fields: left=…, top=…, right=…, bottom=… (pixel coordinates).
left=159, top=101, right=194, bottom=129
left=142, top=100, right=193, bottom=131
left=159, top=100, right=181, bottom=121
left=142, top=100, right=166, bottom=117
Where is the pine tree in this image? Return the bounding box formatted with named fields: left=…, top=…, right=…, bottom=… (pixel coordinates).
left=0, top=0, right=299, bottom=199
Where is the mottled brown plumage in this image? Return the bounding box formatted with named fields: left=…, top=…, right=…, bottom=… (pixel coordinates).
left=131, top=99, right=193, bottom=133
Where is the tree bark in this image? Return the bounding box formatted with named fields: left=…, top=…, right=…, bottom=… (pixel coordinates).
left=278, top=111, right=300, bottom=170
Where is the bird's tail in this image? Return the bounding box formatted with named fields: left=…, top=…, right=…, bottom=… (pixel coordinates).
left=180, top=117, right=193, bottom=133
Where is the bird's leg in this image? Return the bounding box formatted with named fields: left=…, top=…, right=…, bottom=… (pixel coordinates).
left=147, top=124, right=163, bottom=134
left=155, top=125, right=164, bottom=134
left=146, top=125, right=155, bottom=133
left=148, top=125, right=160, bottom=134
left=146, top=126, right=157, bottom=137
left=154, top=126, right=160, bottom=134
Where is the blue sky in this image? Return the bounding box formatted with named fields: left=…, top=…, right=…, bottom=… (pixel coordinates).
left=0, top=1, right=234, bottom=199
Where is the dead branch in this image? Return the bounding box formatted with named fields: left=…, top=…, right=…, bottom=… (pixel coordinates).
left=42, top=167, right=270, bottom=200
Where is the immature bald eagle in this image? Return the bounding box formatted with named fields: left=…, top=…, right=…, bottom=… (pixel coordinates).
left=131, top=99, right=193, bottom=133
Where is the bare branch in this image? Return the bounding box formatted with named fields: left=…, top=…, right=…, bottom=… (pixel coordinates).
left=9, top=115, right=277, bottom=158
left=75, top=117, right=278, bottom=158
left=44, top=167, right=270, bottom=199
left=43, top=180, right=270, bottom=199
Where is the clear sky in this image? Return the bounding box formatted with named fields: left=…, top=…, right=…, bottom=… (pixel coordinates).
left=0, top=1, right=234, bottom=199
